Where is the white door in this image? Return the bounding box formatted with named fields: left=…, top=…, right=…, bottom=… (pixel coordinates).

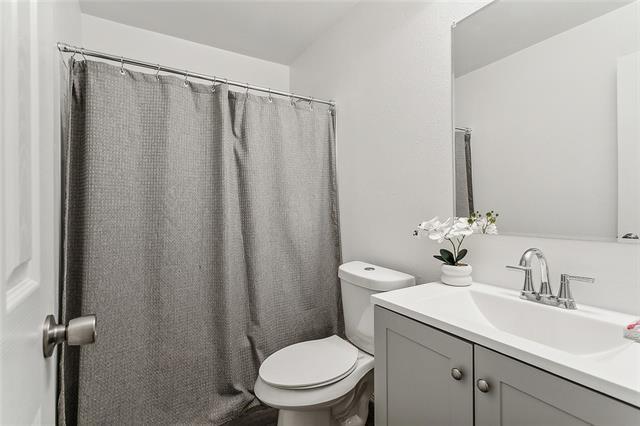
left=1, top=0, right=61, bottom=423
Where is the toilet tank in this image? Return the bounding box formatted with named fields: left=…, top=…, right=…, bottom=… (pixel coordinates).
left=338, top=261, right=415, bottom=355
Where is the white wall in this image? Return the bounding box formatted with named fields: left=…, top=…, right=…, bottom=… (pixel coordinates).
left=291, top=1, right=640, bottom=315
left=81, top=14, right=290, bottom=91
left=291, top=1, right=477, bottom=288
left=455, top=2, right=639, bottom=240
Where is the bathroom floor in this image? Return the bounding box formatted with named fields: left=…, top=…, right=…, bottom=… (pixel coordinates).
left=226, top=402, right=375, bottom=425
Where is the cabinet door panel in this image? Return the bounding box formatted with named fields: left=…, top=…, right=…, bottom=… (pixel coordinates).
left=475, top=346, right=640, bottom=426
left=375, top=306, right=473, bottom=426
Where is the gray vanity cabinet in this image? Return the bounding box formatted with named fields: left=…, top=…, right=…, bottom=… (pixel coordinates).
left=374, top=306, right=640, bottom=426
left=374, top=306, right=474, bottom=426
left=475, top=346, right=640, bottom=426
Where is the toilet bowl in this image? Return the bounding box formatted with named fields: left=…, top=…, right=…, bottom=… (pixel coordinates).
left=255, top=336, right=374, bottom=426
left=254, top=261, right=415, bottom=426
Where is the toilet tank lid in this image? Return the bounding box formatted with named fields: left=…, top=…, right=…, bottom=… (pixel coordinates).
left=338, top=261, right=415, bottom=291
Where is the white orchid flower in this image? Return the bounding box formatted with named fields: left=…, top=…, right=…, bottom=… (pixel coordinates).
left=470, top=216, right=484, bottom=231
left=414, top=217, right=439, bottom=238
left=413, top=212, right=499, bottom=267
left=427, top=218, right=452, bottom=243
left=449, top=217, right=474, bottom=237
left=417, top=216, right=441, bottom=232
left=428, top=228, right=450, bottom=243
left=485, top=223, right=498, bottom=235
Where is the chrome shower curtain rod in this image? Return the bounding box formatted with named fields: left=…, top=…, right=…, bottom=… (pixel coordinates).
left=57, top=42, right=335, bottom=107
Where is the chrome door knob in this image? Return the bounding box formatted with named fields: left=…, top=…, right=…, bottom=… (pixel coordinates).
left=43, top=314, right=96, bottom=358
left=477, top=379, right=490, bottom=393
left=451, top=368, right=463, bottom=381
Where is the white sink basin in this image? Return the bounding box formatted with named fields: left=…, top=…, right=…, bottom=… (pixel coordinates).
left=372, top=281, right=640, bottom=407
left=469, top=287, right=631, bottom=356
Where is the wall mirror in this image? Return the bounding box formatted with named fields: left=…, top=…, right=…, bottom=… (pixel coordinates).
left=452, top=0, right=639, bottom=242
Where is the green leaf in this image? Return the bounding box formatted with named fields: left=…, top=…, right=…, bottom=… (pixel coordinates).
left=456, top=249, right=468, bottom=262
left=433, top=255, right=445, bottom=262
left=440, top=249, right=455, bottom=265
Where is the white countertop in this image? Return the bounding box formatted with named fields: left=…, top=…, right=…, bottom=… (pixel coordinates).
left=372, top=281, right=640, bottom=408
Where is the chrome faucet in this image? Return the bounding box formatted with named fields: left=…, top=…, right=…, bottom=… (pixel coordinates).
left=506, top=248, right=594, bottom=309
left=506, top=248, right=552, bottom=301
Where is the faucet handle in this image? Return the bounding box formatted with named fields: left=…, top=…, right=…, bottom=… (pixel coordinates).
left=557, top=274, right=595, bottom=309
left=561, top=274, right=595, bottom=284
left=506, top=265, right=535, bottom=297
left=505, top=265, right=530, bottom=272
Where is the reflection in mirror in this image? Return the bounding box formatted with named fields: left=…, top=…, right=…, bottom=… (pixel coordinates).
left=453, top=0, right=639, bottom=242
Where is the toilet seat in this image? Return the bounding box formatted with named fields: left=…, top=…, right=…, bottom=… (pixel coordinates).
left=255, top=348, right=374, bottom=410
left=259, top=335, right=359, bottom=390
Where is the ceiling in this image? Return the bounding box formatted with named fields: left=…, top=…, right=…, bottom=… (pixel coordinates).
left=454, top=0, right=635, bottom=76
left=80, top=0, right=360, bottom=65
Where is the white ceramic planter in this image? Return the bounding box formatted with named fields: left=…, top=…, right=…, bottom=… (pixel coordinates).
left=440, top=264, right=472, bottom=287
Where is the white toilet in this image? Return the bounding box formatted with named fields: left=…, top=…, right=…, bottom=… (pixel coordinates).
left=254, top=261, right=415, bottom=426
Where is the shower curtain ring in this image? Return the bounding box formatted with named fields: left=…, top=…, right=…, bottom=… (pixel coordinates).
left=308, top=97, right=314, bottom=111
left=183, top=71, right=190, bottom=87
left=268, top=88, right=273, bottom=103
left=119, top=57, right=125, bottom=75
left=155, top=64, right=161, bottom=81
left=245, top=83, right=250, bottom=95
left=290, top=93, right=296, bottom=106
left=80, top=47, right=87, bottom=61
left=210, top=76, right=217, bottom=93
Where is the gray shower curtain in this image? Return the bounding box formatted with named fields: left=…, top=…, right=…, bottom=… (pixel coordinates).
left=455, top=131, right=474, bottom=217
left=59, top=60, right=342, bottom=425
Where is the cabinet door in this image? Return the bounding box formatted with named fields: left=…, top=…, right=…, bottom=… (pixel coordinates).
left=374, top=306, right=473, bottom=426
left=475, top=346, right=640, bottom=426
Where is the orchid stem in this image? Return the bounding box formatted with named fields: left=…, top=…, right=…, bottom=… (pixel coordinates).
left=449, top=239, right=457, bottom=263
left=457, top=236, right=465, bottom=252
left=454, top=236, right=466, bottom=265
